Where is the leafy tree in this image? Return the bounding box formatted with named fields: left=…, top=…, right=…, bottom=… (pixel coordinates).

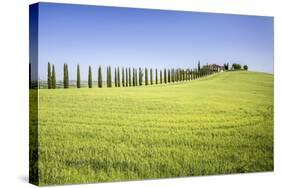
left=98, top=66, right=102, bottom=88
left=160, top=70, right=162, bottom=84
left=232, top=63, right=242, bottom=70
left=88, top=66, right=92, bottom=88
left=164, top=69, right=167, bottom=84
left=51, top=64, right=56, bottom=89
left=47, top=62, right=52, bottom=89
left=243, top=65, right=248, bottom=71
left=150, top=68, right=153, bottom=85
left=77, top=64, right=80, bottom=88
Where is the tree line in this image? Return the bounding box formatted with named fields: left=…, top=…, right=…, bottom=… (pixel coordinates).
left=46, top=61, right=222, bottom=89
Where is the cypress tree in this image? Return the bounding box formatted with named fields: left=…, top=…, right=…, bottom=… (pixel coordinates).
left=129, top=68, right=131, bottom=86
left=126, top=68, right=128, bottom=87
left=88, top=66, right=92, bottom=88
left=135, top=68, right=138, bottom=86
left=171, top=69, right=175, bottom=83
left=98, top=66, right=102, bottom=88
left=122, top=67, right=125, bottom=87
left=66, top=64, right=69, bottom=88
left=77, top=64, right=80, bottom=88
left=168, top=69, right=171, bottom=83
left=155, top=69, right=158, bottom=84
left=145, top=68, right=148, bottom=86
left=106, top=66, right=109, bottom=87
left=63, top=64, right=66, bottom=88
left=51, top=64, right=56, bottom=89
left=115, top=67, right=117, bottom=87
left=164, top=69, right=167, bottom=84
left=117, top=67, right=120, bottom=87
left=108, top=66, right=112, bottom=87
left=29, top=63, right=31, bottom=89
left=150, top=68, right=153, bottom=85
left=132, top=69, right=135, bottom=86
left=160, top=70, right=162, bottom=84
left=139, top=68, right=142, bottom=86
left=47, top=62, right=52, bottom=89
left=198, top=61, right=201, bottom=71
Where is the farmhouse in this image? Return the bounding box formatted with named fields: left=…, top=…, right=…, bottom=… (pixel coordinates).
left=202, top=64, right=224, bottom=72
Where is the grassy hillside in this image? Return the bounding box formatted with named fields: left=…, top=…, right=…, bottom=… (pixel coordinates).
left=37, top=71, right=273, bottom=185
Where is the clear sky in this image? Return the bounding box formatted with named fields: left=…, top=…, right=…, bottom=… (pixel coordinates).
left=32, top=2, right=274, bottom=81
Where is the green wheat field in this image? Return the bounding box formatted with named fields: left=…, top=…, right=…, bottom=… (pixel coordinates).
left=36, top=71, right=273, bottom=185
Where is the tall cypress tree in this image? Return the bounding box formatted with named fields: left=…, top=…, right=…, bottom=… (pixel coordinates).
left=132, top=69, right=135, bottom=86
left=198, top=61, right=201, bottom=71
left=108, top=66, right=112, bottom=87
left=63, top=64, right=66, bottom=88
left=88, top=66, right=92, bottom=88
left=155, top=69, right=158, bottom=84
left=66, top=64, right=69, bottom=88
left=171, top=68, right=175, bottom=82
left=150, top=68, right=153, bottom=85
left=135, top=68, right=138, bottom=86
left=106, top=66, right=109, bottom=87
left=129, top=68, right=131, bottom=87
left=117, top=67, right=120, bottom=87
left=47, top=62, right=52, bottom=89
left=139, top=68, right=142, bottom=86
left=98, top=66, right=102, bottom=88
left=160, top=70, right=162, bottom=84
left=145, top=68, right=148, bottom=86
left=164, top=69, right=167, bottom=84
left=115, top=67, right=117, bottom=87
left=77, top=64, right=80, bottom=88
left=168, top=69, right=171, bottom=83
left=51, top=64, right=56, bottom=89
left=122, top=67, right=125, bottom=87
left=126, top=68, right=128, bottom=87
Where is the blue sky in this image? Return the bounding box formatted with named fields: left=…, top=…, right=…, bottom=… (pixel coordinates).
left=31, top=2, right=274, bottom=81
